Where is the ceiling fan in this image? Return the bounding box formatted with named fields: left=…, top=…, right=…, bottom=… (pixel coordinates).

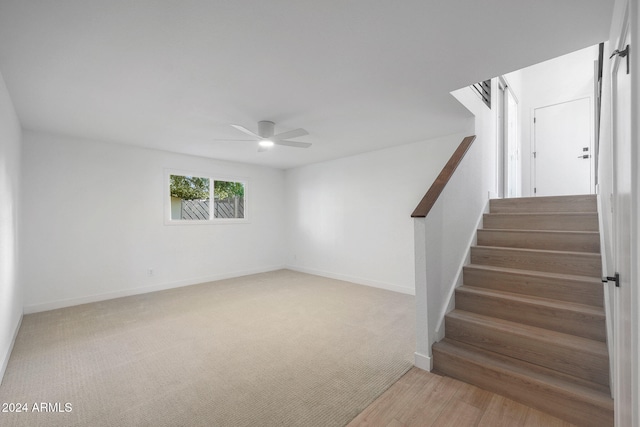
left=225, top=121, right=311, bottom=152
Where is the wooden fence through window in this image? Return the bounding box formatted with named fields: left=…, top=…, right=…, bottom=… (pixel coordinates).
left=180, top=198, right=244, bottom=220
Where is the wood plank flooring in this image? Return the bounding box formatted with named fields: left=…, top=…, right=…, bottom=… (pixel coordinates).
left=347, top=367, right=576, bottom=427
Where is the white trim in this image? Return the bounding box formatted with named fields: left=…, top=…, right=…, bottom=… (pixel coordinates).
left=0, top=312, right=23, bottom=385
left=414, top=351, right=432, bottom=372
left=23, top=265, right=285, bottom=314
left=285, top=265, right=415, bottom=296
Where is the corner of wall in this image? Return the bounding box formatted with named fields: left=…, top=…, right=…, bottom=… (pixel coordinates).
left=0, top=313, right=22, bottom=385
left=0, top=68, right=23, bottom=385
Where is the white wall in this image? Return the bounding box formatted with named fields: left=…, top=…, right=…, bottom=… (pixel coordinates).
left=21, top=131, right=286, bottom=312
left=0, top=71, right=22, bottom=382
left=505, top=45, right=600, bottom=196
left=284, top=131, right=471, bottom=295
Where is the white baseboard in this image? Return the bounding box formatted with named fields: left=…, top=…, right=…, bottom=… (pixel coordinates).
left=1, top=312, right=23, bottom=385
left=414, top=351, right=432, bottom=372
left=23, top=265, right=286, bottom=314
left=285, top=265, right=415, bottom=295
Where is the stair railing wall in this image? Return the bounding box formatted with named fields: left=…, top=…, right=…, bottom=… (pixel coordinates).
left=412, top=135, right=492, bottom=371
left=413, top=80, right=501, bottom=371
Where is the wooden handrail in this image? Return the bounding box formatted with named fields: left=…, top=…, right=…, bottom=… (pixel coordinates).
left=411, top=135, right=476, bottom=218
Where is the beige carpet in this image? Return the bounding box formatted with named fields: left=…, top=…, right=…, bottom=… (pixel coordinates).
left=0, top=270, right=415, bottom=426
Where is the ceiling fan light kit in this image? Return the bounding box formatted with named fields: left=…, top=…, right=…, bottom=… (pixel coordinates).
left=228, top=120, right=311, bottom=151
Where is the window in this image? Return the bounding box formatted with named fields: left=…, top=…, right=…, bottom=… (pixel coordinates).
left=213, top=180, right=245, bottom=219
left=471, top=79, right=491, bottom=109
left=167, top=172, right=247, bottom=223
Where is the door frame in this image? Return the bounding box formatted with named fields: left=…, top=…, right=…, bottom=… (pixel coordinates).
left=497, top=76, right=519, bottom=198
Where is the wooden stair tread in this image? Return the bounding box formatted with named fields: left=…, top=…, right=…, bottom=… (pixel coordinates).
left=490, top=195, right=597, bottom=214
left=471, top=245, right=602, bottom=277
left=457, top=285, right=604, bottom=314
left=477, top=228, right=600, bottom=252
left=464, top=263, right=603, bottom=284
left=446, top=310, right=608, bottom=357
left=473, top=245, right=600, bottom=256
left=484, top=212, right=598, bottom=217
left=478, top=228, right=599, bottom=235
left=434, top=338, right=612, bottom=401
left=483, top=212, right=599, bottom=231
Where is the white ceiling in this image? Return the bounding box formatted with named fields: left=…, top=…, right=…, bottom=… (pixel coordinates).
left=0, top=0, right=613, bottom=169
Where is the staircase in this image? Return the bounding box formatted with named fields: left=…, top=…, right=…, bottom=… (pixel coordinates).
left=432, top=194, right=614, bottom=426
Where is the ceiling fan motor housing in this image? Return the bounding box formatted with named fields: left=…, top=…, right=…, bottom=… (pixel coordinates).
left=258, top=121, right=275, bottom=139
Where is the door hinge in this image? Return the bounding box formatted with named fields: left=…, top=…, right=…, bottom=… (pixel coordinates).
left=602, top=273, right=620, bottom=287
left=534, top=117, right=537, bottom=124
left=533, top=151, right=537, bottom=159
left=534, top=187, right=537, bottom=194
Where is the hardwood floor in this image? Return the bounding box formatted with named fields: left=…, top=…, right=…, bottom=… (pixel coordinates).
left=347, top=367, right=576, bottom=427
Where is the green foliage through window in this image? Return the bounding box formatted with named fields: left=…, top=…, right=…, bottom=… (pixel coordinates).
left=214, top=181, right=244, bottom=200
left=170, top=175, right=210, bottom=200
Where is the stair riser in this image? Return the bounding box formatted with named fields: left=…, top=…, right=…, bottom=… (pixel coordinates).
left=455, top=289, right=606, bottom=341
left=483, top=213, right=599, bottom=231
left=463, top=266, right=604, bottom=307
left=471, top=247, right=602, bottom=277
left=432, top=344, right=613, bottom=427
left=477, top=229, right=600, bottom=253
left=445, top=315, right=610, bottom=386
left=490, top=195, right=597, bottom=214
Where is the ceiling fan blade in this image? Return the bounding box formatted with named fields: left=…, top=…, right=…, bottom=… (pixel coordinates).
left=271, top=128, right=309, bottom=142
left=212, top=139, right=256, bottom=142
left=274, top=140, right=312, bottom=148
left=231, top=124, right=260, bottom=139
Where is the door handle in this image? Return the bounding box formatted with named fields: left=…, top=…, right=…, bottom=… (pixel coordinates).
left=577, top=155, right=591, bottom=159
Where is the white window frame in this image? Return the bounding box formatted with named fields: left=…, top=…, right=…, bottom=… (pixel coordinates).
left=164, top=169, right=249, bottom=225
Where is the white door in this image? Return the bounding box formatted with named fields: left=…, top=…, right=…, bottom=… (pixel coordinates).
left=611, top=27, right=633, bottom=427
left=533, top=98, right=592, bottom=196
